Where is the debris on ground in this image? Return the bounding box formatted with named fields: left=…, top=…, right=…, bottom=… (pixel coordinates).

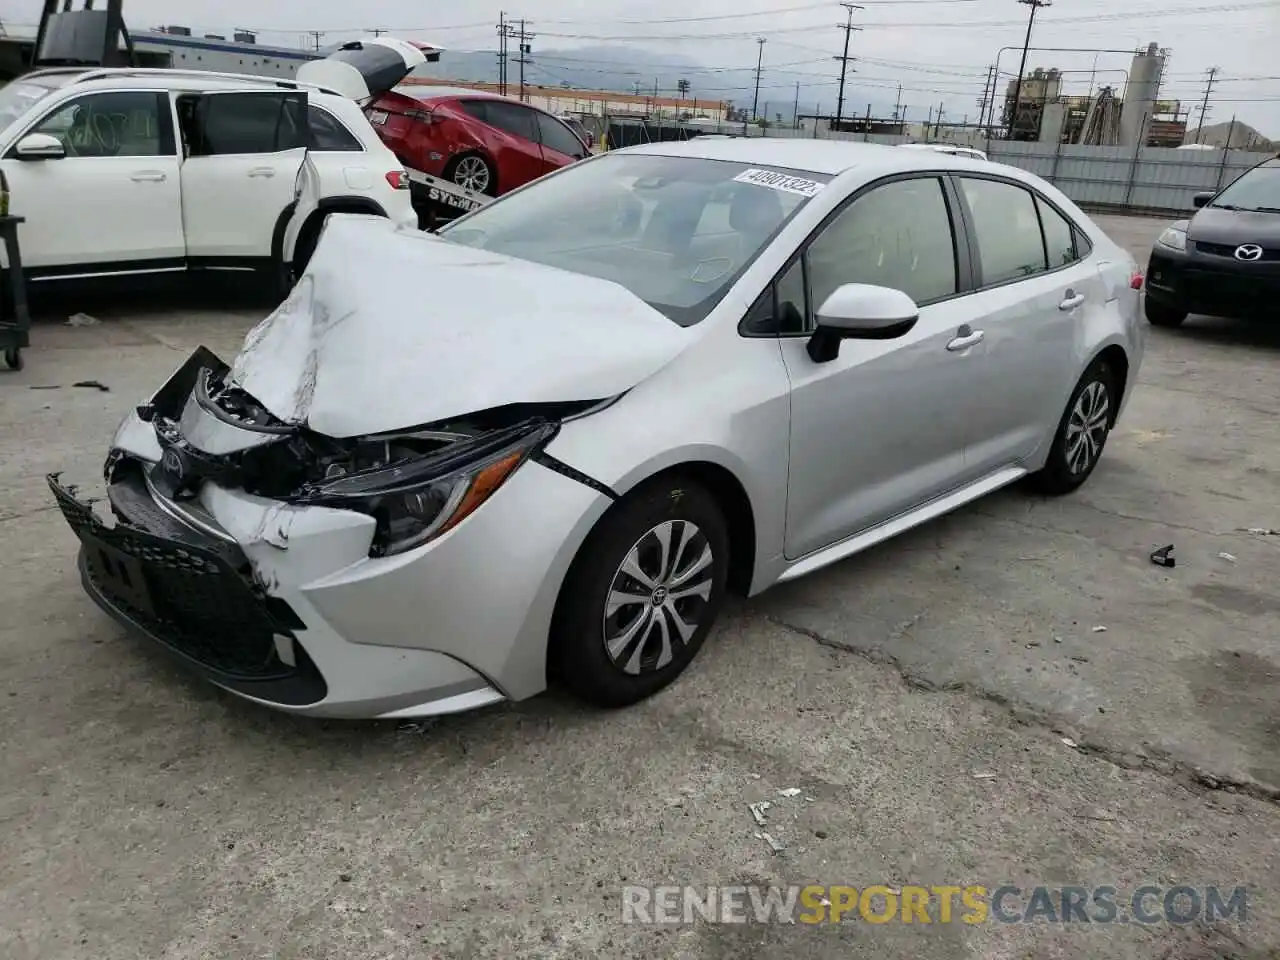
left=1217, top=552, right=1238, bottom=564
left=29, top=385, right=60, bottom=390
left=777, top=787, right=802, bottom=799
left=396, top=720, right=439, bottom=735
left=1069, top=655, right=1090, bottom=663
left=1091, top=626, right=1107, bottom=633
left=755, top=831, right=785, bottom=854
left=971, top=772, right=998, bottom=780
left=748, top=801, right=771, bottom=826
left=1240, top=527, right=1276, bottom=536
left=72, top=380, right=110, bottom=392
left=1061, top=737, right=1080, bottom=749
left=65, top=312, right=100, bottom=327
left=1150, top=544, right=1176, bottom=568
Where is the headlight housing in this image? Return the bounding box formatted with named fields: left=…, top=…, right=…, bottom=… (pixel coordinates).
left=1157, top=226, right=1187, bottom=252
left=295, top=419, right=556, bottom=557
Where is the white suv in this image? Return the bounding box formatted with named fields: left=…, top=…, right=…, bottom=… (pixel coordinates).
left=0, top=42, right=421, bottom=292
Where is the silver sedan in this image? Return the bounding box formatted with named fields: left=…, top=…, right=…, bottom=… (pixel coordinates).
left=51, top=137, right=1145, bottom=718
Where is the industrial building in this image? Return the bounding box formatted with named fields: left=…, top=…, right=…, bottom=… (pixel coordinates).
left=1002, top=42, right=1189, bottom=147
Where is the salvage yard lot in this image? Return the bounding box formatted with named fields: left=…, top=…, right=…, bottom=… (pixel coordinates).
left=1, top=215, right=1278, bottom=959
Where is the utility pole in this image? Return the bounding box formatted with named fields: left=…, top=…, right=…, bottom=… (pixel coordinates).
left=977, top=64, right=995, bottom=131
left=750, top=37, right=766, bottom=124
left=834, top=3, right=863, bottom=129
left=893, top=82, right=903, bottom=121
left=1195, top=65, right=1219, bottom=143
left=307, top=30, right=325, bottom=52
left=793, top=81, right=801, bottom=128
left=1008, top=0, right=1050, bottom=139
left=514, top=19, right=534, bottom=103
left=496, top=12, right=509, bottom=95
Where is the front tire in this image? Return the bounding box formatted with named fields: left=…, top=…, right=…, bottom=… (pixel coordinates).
left=1144, top=297, right=1187, bottom=327
left=551, top=476, right=729, bottom=707
left=1029, top=359, right=1117, bottom=496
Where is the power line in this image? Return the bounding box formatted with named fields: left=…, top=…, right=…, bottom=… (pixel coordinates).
left=835, top=3, right=864, bottom=127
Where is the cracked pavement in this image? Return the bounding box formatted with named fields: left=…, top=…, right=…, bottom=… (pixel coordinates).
left=1, top=217, right=1278, bottom=959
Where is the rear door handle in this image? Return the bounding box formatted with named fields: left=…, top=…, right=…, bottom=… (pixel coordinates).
left=946, top=329, right=985, bottom=352
left=130, top=171, right=167, bottom=182
left=1059, top=290, right=1086, bottom=310
left=248, top=167, right=276, bottom=178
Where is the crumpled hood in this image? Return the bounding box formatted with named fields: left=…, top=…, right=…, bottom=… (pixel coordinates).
left=229, top=215, right=693, bottom=438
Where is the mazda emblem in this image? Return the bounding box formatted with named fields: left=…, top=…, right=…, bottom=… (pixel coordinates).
left=1233, top=243, right=1263, bottom=262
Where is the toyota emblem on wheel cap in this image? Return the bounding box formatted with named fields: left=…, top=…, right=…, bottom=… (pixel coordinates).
left=1234, top=243, right=1264, bottom=262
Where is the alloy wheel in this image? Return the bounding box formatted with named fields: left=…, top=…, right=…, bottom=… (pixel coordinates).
left=453, top=156, right=490, bottom=192
left=603, top=520, right=715, bottom=676
left=1064, top=380, right=1110, bottom=475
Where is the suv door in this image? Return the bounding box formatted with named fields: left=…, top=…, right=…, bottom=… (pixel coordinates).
left=769, top=174, right=980, bottom=559
left=532, top=109, right=588, bottom=175
left=950, top=175, right=1102, bottom=473
left=479, top=100, right=547, bottom=191
left=177, top=90, right=308, bottom=263
left=1, top=89, right=183, bottom=273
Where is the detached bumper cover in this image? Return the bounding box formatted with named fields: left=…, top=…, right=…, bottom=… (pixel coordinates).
left=50, top=469, right=328, bottom=706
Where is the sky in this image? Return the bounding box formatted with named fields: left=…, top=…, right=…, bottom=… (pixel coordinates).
left=2, top=0, right=1276, bottom=134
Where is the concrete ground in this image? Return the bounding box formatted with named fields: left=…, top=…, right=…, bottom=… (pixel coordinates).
left=1, top=216, right=1278, bottom=960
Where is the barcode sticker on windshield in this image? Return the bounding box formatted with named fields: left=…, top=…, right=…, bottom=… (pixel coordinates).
left=732, top=168, right=825, bottom=197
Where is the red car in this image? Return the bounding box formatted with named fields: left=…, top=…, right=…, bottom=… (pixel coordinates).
left=365, top=86, right=591, bottom=198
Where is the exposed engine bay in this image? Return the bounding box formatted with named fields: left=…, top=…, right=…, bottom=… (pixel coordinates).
left=111, top=346, right=610, bottom=558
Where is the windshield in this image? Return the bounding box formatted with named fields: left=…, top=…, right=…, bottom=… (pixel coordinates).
left=1210, top=162, right=1280, bottom=212
left=437, top=153, right=831, bottom=326
left=0, top=77, right=73, bottom=131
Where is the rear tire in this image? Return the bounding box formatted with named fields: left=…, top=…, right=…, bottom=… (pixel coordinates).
left=1144, top=297, right=1187, bottom=328
left=1029, top=359, right=1117, bottom=496
left=550, top=476, right=729, bottom=707
left=444, top=152, right=497, bottom=196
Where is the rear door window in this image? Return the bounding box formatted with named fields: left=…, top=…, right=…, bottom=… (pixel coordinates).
left=190, top=92, right=306, bottom=156
left=535, top=111, right=586, bottom=157
left=483, top=101, right=538, bottom=142
left=958, top=177, right=1049, bottom=285
left=1036, top=195, right=1079, bottom=268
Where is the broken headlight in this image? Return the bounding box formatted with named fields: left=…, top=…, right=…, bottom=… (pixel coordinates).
left=295, top=419, right=556, bottom=557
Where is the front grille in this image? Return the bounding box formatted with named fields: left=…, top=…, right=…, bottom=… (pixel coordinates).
left=1195, top=241, right=1280, bottom=261
left=50, top=469, right=304, bottom=681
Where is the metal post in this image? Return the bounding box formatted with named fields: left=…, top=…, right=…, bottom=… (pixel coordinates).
left=750, top=38, right=766, bottom=127
left=1214, top=116, right=1235, bottom=190
left=863, top=103, right=872, bottom=141
left=1008, top=0, right=1050, bottom=140
left=1121, top=114, right=1145, bottom=209
left=793, top=82, right=801, bottom=129
left=834, top=3, right=863, bottom=128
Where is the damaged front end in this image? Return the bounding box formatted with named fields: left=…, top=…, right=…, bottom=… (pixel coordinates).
left=49, top=345, right=613, bottom=709
left=115, top=346, right=596, bottom=559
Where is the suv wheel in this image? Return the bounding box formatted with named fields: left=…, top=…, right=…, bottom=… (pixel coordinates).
left=551, top=477, right=729, bottom=707
left=1144, top=297, right=1187, bottom=328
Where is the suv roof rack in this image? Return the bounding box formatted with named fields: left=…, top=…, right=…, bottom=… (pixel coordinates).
left=30, top=66, right=340, bottom=97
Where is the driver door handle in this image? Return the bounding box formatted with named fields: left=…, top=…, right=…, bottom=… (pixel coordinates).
left=130, top=171, right=167, bottom=182
left=1059, top=290, right=1086, bottom=310
left=248, top=167, right=277, bottom=178
left=946, top=329, right=985, bottom=352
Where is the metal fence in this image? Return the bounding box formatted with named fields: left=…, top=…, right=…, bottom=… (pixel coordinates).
left=601, top=117, right=1275, bottom=217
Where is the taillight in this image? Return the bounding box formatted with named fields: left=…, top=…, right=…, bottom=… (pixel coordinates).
left=1130, top=271, right=1145, bottom=290
left=386, top=170, right=410, bottom=190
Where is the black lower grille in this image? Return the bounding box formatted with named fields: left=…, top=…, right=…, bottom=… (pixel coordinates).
left=50, top=469, right=305, bottom=681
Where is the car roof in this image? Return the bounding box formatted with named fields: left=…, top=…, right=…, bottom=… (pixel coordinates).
left=615, top=136, right=1004, bottom=178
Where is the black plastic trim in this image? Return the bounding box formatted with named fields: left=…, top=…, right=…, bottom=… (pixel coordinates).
left=532, top=452, right=619, bottom=500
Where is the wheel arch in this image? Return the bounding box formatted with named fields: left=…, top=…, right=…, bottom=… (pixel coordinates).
left=288, top=197, right=390, bottom=269
left=1089, top=343, right=1130, bottom=427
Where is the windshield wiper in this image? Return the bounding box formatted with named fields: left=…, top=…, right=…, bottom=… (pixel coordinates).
left=1210, top=203, right=1244, bottom=210
left=1248, top=206, right=1280, bottom=214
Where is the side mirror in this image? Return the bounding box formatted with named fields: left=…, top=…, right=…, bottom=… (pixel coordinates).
left=14, top=133, right=66, bottom=161
left=1192, top=191, right=1214, bottom=209
left=807, top=283, right=919, bottom=363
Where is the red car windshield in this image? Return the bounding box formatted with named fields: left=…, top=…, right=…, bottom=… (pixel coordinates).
left=437, top=153, right=830, bottom=326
